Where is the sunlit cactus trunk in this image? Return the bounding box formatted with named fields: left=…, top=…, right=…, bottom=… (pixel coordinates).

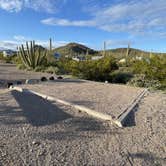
left=49, top=38, right=52, bottom=51
left=126, top=43, right=130, bottom=66
left=103, top=41, right=106, bottom=56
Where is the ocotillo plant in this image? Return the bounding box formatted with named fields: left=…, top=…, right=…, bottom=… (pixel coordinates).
left=19, top=41, right=47, bottom=69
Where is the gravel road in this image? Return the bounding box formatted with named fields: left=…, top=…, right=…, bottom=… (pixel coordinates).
left=0, top=63, right=54, bottom=88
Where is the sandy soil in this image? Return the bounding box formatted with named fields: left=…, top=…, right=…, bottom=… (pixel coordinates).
left=20, top=81, right=145, bottom=119
left=0, top=63, right=166, bottom=165
left=0, top=89, right=166, bottom=166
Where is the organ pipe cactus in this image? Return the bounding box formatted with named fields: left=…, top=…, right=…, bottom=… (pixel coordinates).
left=19, top=41, right=47, bottom=69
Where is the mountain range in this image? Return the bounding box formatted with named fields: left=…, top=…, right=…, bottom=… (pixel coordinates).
left=1, top=42, right=165, bottom=58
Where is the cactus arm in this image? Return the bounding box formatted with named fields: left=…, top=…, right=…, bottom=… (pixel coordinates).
left=21, top=45, right=31, bottom=67
left=19, top=46, right=30, bottom=68
left=26, top=41, right=33, bottom=66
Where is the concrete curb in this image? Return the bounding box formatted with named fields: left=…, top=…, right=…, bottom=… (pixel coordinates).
left=10, top=86, right=148, bottom=127
left=117, top=89, right=148, bottom=126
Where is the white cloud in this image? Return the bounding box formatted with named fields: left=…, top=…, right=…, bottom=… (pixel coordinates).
left=0, top=0, right=23, bottom=12
left=41, top=0, right=166, bottom=37
left=0, top=0, right=65, bottom=13
left=41, top=18, right=96, bottom=27
left=0, top=36, right=69, bottom=50
left=13, top=35, right=28, bottom=41
left=0, top=40, right=19, bottom=50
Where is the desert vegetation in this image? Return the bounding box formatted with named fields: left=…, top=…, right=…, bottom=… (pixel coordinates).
left=4, top=40, right=164, bottom=90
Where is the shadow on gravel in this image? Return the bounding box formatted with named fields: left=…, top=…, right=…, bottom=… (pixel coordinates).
left=52, top=79, right=86, bottom=84
left=69, top=100, right=94, bottom=107
left=130, top=152, right=165, bottom=165
left=123, top=105, right=139, bottom=127
left=10, top=90, right=72, bottom=126
left=33, top=117, right=120, bottom=140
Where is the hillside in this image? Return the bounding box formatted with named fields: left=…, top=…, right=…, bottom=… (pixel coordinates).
left=99, top=47, right=166, bottom=59
left=53, top=42, right=98, bottom=57
left=106, top=48, right=150, bottom=59
left=53, top=42, right=166, bottom=58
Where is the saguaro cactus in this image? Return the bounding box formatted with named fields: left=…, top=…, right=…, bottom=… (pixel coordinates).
left=103, top=41, right=106, bottom=56
left=126, top=43, right=130, bottom=58
left=19, top=41, right=47, bottom=69
left=49, top=38, right=52, bottom=51
left=125, top=43, right=130, bottom=66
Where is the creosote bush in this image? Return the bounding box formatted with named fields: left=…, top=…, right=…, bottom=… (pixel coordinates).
left=45, top=66, right=59, bottom=74
left=63, top=56, right=119, bottom=81
left=131, top=55, right=166, bottom=89
left=109, top=71, right=133, bottom=84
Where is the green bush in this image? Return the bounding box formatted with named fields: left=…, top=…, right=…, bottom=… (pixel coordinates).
left=34, top=66, right=46, bottom=72
left=128, top=74, right=163, bottom=89
left=16, top=63, right=26, bottom=70
left=45, top=66, right=59, bottom=74
left=131, top=55, right=166, bottom=89
left=109, top=71, right=133, bottom=84
left=0, top=53, right=15, bottom=63
left=68, top=56, right=119, bottom=81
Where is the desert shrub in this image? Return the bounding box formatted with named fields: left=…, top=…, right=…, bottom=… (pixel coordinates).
left=0, top=53, right=15, bottom=63
left=13, top=55, right=22, bottom=64
left=45, top=66, right=59, bottom=74
left=70, top=56, right=119, bottom=81
left=48, top=56, right=118, bottom=80
left=132, top=56, right=166, bottom=80
left=131, top=55, right=166, bottom=89
left=128, top=74, right=162, bottom=89
left=17, top=63, right=26, bottom=70
left=109, top=71, right=133, bottom=84
left=34, top=66, right=46, bottom=72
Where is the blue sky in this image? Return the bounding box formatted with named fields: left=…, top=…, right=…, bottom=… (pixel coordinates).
left=0, top=0, right=166, bottom=52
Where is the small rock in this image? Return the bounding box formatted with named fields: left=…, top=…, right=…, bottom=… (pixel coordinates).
left=49, top=76, right=55, bottom=81
left=41, top=77, right=47, bottom=82
left=57, top=76, right=63, bottom=79
left=32, top=141, right=41, bottom=146
left=17, top=81, right=22, bottom=85
left=29, top=149, right=33, bottom=153
left=26, top=79, right=39, bottom=84
left=7, top=82, right=13, bottom=88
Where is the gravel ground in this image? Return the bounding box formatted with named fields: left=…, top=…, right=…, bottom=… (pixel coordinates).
left=0, top=89, right=166, bottom=166
left=0, top=63, right=166, bottom=165
left=20, top=81, right=145, bottom=119
left=0, top=63, right=54, bottom=88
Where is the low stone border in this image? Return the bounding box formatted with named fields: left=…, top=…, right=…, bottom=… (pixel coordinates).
left=116, top=89, right=148, bottom=126
left=10, top=86, right=148, bottom=127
